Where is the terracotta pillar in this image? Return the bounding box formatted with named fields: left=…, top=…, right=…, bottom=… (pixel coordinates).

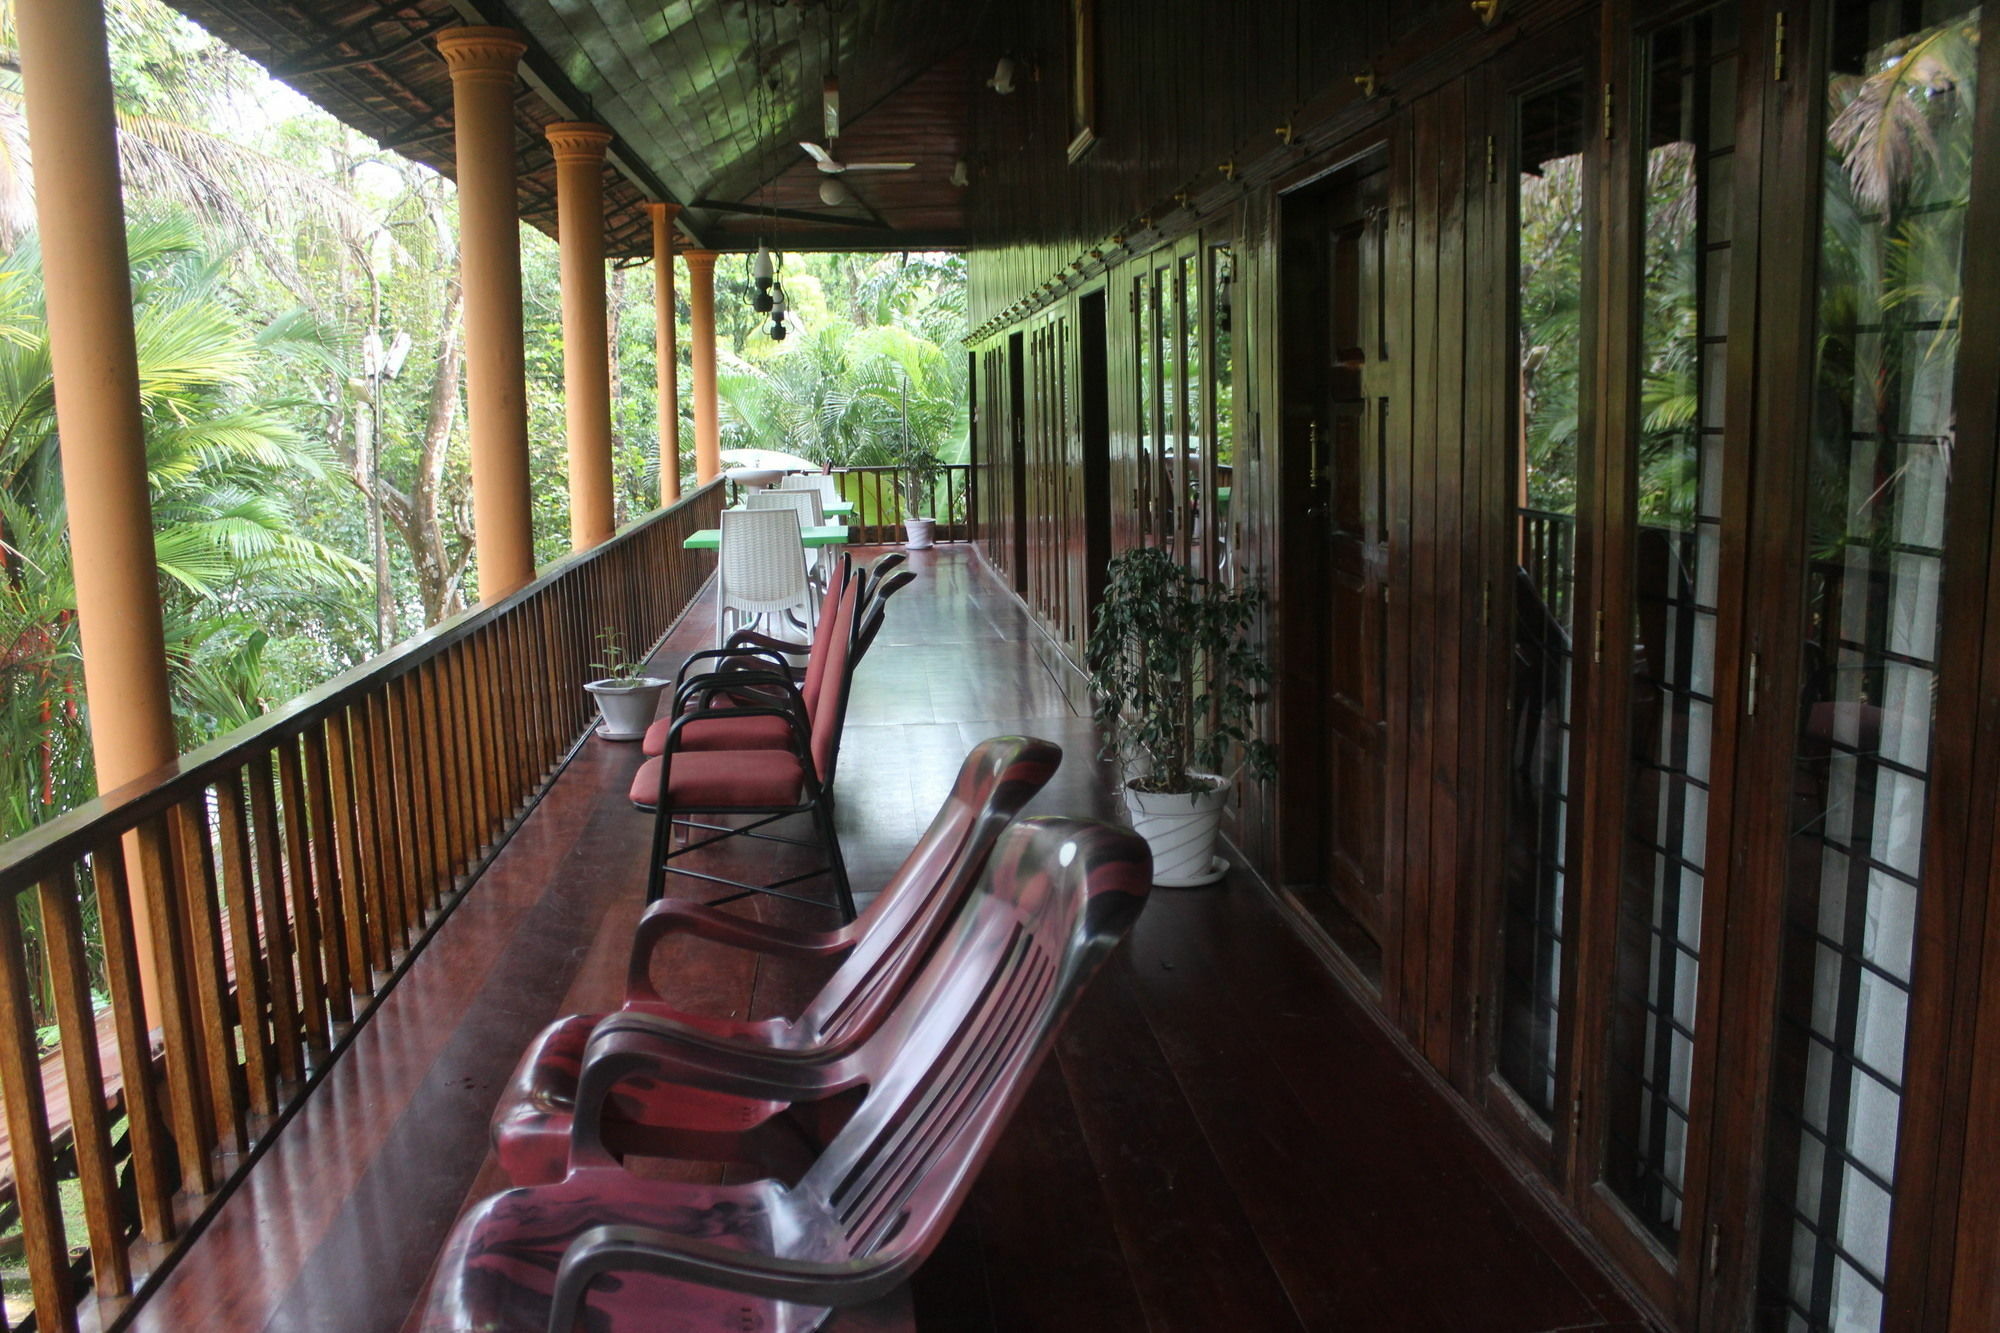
left=684, top=249, right=722, bottom=484
left=546, top=122, right=615, bottom=550
left=18, top=0, right=177, bottom=1019
left=437, top=26, right=536, bottom=599
left=646, top=203, right=682, bottom=506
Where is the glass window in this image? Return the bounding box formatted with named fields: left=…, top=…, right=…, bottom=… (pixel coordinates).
left=1603, top=6, right=1739, bottom=1250
left=1759, top=4, right=1978, bottom=1328
left=1499, top=75, right=1589, bottom=1119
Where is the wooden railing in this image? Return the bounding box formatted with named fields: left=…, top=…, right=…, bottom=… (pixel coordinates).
left=0, top=481, right=723, bottom=1331
left=1518, top=508, right=1576, bottom=626
left=829, top=465, right=975, bottom=544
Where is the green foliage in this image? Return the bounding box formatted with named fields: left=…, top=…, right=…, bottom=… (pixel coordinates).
left=588, top=627, right=643, bottom=684
left=1086, top=547, right=1276, bottom=796
left=0, top=212, right=363, bottom=838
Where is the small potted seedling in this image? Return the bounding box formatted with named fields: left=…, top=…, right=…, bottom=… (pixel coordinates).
left=1087, top=547, right=1276, bottom=885
left=583, top=628, right=668, bottom=741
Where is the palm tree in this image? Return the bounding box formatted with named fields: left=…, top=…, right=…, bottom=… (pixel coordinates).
left=0, top=212, right=365, bottom=839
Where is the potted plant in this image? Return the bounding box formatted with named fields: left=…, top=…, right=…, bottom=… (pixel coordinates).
left=583, top=628, right=668, bottom=741
left=1086, top=547, right=1276, bottom=886
left=896, top=443, right=943, bottom=549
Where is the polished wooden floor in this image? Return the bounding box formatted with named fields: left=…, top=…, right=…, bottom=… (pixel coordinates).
left=126, top=547, right=1650, bottom=1333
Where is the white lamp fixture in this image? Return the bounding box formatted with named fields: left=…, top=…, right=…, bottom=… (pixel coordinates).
left=951, top=158, right=970, bottom=188
left=987, top=56, right=1016, bottom=95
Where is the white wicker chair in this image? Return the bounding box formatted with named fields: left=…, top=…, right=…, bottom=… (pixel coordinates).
left=781, top=472, right=841, bottom=510
left=714, top=508, right=814, bottom=643
left=746, top=488, right=828, bottom=589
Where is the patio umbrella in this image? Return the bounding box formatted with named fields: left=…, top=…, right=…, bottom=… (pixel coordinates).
left=719, top=448, right=822, bottom=473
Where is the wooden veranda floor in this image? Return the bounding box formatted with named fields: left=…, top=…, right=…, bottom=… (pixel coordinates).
left=125, top=546, right=1649, bottom=1333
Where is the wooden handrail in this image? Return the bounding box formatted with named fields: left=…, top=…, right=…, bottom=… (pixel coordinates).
left=0, top=480, right=724, bottom=1332
left=0, top=482, right=725, bottom=894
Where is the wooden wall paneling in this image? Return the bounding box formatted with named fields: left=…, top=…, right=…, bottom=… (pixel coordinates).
left=1456, top=62, right=1505, bottom=1097
left=1700, top=1, right=1832, bottom=1323
left=1568, top=0, right=1676, bottom=1309
left=1425, top=76, right=1472, bottom=1075
left=1873, top=3, right=2000, bottom=1326
left=1401, top=89, right=1441, bottom=1049
left=1941, top=9, right=2000, bottom=1323
left=1380, top=115, right=1418, bottom=1031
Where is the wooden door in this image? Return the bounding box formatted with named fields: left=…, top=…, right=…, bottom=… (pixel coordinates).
left=1277, top=152, right=1394, bottom=977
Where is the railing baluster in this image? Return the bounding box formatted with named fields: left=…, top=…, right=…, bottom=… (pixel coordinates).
left=246, top=753, right=304, bottom=1088
left=446, top=645, right=477, bottom=868
left=419, top=659, right=458, bottom=893
left=171, top=796, right=247, bottom=1155
left=275, top=738, right=328, bottom=1057
left=382, top=677, right=418, bottom=930
left=323, top=711, right=375, bottom=1000
left=301, top=721, right=353, bottom=1025
left=363, top=692, right=409, bottom=954
left=133, top=814, right=215, bottom=1193
left=461, top=639, right=492, bottom=849
left=38, top=868, right=127, bottom=1298
left=0, top=892, right=75, bottom=1330
left=92, top=844, right=173, bottom=1240
left=214, top=773, right=277, bottom=1118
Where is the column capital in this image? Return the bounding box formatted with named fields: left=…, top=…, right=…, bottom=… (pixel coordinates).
left=682, top=248, right=718, bottom=274
left=436, top=26, right=526, bottom=84
left=545, top=121, right=613, bottom=163
left=643, top=200, right=682, bottom=223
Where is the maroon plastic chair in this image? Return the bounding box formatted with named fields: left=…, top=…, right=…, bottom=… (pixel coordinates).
left=490, top=735, right=1063, bottom=1187
left=419, top=817, right=1151, bottom=1333
left=628, top=574, right=861, bottom=916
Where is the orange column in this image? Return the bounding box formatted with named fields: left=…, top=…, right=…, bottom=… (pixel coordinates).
left=546, top=122, right=615, bottom=550
left=18, top=0, right=177, bottom=1019
left=684, top=249, right=722, bottom=484
left=646, top=202, right=682, bottom=506
left=437, top=26, right=536, bottom=599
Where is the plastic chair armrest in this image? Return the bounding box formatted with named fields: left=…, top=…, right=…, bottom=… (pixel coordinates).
left=548, top=1223, right=898, bottom=1328
left=675, top=646, right=789, bottom=691
left=724, top=627, right=810, bottom=656
left=625, top=900, right=851, bottom=1002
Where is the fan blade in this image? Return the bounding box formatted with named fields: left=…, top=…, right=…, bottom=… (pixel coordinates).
left=841, top=162, right=916, bottom=173
left=799, top=141, right=841, bottom=171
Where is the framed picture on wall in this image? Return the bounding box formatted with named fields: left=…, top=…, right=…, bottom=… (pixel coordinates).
left=1066, top=0, right=1097, bottom=162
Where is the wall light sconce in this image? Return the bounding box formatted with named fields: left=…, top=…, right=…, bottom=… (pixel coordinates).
left=988, top=56, right=1017, bottom=94
left=1472, top=0, right=1502, bottom=26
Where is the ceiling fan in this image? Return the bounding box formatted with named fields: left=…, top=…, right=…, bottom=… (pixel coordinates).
left=799, top=140, right=914, bottom=176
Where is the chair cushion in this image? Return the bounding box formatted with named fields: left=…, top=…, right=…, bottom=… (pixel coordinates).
left=491, top=1012, right=793, bottom=1189
left=643, top=711, right=795, bottom=756
left=629, top=750, right=806, bottom=810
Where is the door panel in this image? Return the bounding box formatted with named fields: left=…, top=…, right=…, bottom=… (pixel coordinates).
left=1277, top=152, right=1394, bottom=982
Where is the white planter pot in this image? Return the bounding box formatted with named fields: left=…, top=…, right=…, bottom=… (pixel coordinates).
left=903, top=516, right=936, bottom=549
left=1122, top=774, right=1230, bottom=887
left=584, top=677, right=668, bottom=741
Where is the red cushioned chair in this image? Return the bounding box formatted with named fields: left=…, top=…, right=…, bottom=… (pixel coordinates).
left=489, top=734, right=1063, bottom=1188
left=629, top=573, right=861, bottom=917
left=642, top=558, right=913, bottom=758
left=419, top=817, right=1151, bottom=1333
left=643, top=555, right=858, bottom=759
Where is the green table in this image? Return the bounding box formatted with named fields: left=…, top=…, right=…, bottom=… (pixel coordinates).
left=729, top=498, right=857, bottom=517
left=683, top=524, right=851, bottom=550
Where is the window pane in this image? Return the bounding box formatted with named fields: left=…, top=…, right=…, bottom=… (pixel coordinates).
left=1603, top=6, right=1739, bottom=1251
left=1499, top=76, right=1588, bottom=1118
left=1759, top=5, right=1978, bottom=1328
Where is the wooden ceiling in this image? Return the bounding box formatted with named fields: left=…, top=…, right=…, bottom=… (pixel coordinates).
left=163, top=0, right=991, bottom=255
